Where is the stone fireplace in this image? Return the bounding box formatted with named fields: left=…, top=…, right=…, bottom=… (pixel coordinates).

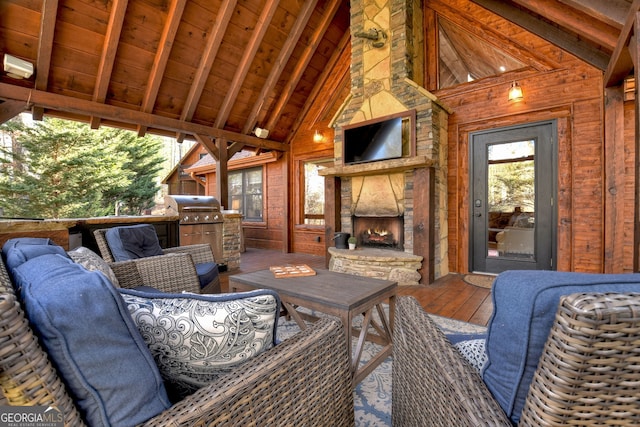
left=321, top=0, right=450, bottom=285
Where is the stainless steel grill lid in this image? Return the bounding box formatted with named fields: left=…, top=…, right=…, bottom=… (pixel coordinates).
left=165, top=195, right=221, bottom=212
left=165, top=195, right=223, bottom=224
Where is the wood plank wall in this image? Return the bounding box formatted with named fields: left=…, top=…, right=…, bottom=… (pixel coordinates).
left=430, top=0, right=618, bottom=274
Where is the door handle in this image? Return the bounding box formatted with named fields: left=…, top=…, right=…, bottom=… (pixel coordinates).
left=474, top=213, right=482, bottom=217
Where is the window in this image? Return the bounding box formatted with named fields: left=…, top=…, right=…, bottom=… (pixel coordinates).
left=301, top=159, right=331, bottom=226
left=438, top=17, right=526, bottom=89
left=229, top=167, right=263, bottom=222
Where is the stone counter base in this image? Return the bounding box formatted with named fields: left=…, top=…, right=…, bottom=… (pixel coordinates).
left=328, top=247, right=423, bottom=286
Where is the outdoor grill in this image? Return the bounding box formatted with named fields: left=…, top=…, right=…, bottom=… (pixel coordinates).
left=165, top=195, right=225, bottom=267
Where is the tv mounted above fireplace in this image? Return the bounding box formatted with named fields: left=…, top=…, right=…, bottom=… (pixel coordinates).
left=342, top=110, right=416, bottom=165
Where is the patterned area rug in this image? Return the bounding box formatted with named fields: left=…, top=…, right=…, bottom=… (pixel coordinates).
left=276, top=308, right=486, bottom=426
left=463, top=273, right=495, bottom=289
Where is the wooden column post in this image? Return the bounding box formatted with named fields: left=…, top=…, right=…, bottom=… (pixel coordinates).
left=603, top=85, right=625, bottom=273
left=215, top=137, right=228, bottom=208
left=413, top=167, right=434, bottom=284
left=324, top=176, right=341, bottom=268
left=634, top=13, right=640, bottom=272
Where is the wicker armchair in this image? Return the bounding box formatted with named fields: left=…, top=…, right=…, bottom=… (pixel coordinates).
left=93, top=227, right=220, bottom=294
left=393, top=294, right=640, bottom=426
left=0, top=257, right=355, bottom=426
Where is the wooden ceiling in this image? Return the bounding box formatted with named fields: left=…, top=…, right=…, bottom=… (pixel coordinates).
left=0, top=0, right=636, bottom=151
left=0, top=0, right=350, bottom=152
left=472, top=0, right=636, bottom=83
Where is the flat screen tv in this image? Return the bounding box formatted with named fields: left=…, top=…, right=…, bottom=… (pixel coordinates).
left=342, top=110, right=415, bottom=165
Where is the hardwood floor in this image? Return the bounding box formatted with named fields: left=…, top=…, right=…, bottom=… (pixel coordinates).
left=220, top=248, right=493, bottom=326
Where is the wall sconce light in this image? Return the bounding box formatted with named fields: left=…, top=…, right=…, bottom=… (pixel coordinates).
left=313, top=130, right=323, bottom=143
left=508, top=81, right=523, bottom=102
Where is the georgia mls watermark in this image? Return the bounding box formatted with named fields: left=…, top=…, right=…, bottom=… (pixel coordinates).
left=0, top=406, right=64, bottom=427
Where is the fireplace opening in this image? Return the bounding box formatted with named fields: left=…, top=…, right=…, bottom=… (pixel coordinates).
left=353, top=216, right=404, bottom=250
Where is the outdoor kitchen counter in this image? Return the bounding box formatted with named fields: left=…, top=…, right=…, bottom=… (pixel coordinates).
left=75, top=215, right=179, bottom=224
left=0, top=216, right=181, bottom=251
left=0, top=219, right=77, bottom=249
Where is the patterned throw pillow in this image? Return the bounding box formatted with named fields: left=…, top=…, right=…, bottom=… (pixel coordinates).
left=68, top=246, right=119, bottom=287
left=119, top=288, right=280, bottom=401
left=454, top=339, right=487, bottom=372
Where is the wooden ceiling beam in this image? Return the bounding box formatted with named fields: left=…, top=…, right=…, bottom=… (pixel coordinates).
left=137, top=0, right=188, bottom=137
left=0, top=83, right=289, bottom=152
left=227, top=141, right=246, bottom=158
left=265, top=0, right=341, bottom=131
left=241, top=0, right=319, bottom=135
left=471, top=0, right=610, bottom=70
left=0, top=100, right=26, bottom=124
left=286, top=29, right=350, bottom=144
left=511, top=0, right=620, bottom=51
left=558, top=0, right=629, bottom=30
left=90, top=0, right=128, bottom=129
left=177, top=0, right=237, bottom=141
left=604, top=0, right=640, bottom=87
left=32, top=0, right=58, bottom=121
left=214, top=0, right=280, bottom=128
left=194, top=134, right=220, bottom=160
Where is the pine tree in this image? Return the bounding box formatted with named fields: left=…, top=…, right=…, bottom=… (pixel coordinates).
left=0, top=116, right=164, bottom=219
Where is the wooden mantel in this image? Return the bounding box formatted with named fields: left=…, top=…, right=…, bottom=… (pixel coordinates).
left=319, top=156, right=435, bottom=178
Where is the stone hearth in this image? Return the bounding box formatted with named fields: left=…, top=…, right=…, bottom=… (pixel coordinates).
left=329, top=247, right=422, bottom=286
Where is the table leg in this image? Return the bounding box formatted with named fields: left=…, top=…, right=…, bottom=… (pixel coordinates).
left=282, top=301, right=308, bottom=330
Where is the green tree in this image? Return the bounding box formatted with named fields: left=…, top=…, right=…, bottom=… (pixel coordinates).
left=103, top=132, right=165, bottom=215
left=0, top=116, right=164, bottom=219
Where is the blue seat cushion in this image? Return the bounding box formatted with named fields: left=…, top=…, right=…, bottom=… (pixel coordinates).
left=12, top=253, right=171, bottom=426
left=482, top=270, right=640, bottom=424
left=195, top=261, right=219, bottom=289
left=105, top=224, right=164, bottom=261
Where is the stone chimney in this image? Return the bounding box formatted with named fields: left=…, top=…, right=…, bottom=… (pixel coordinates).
left=328, top=0, right=450, bottom=280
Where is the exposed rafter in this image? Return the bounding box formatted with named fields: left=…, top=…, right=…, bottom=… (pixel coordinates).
left=241, top=0, right=319, bottom=135
left=605, top=0, right=640, bottom=86
left=137, top=0, right=188, bottom=137
left=511, top=0, right=620, bottom=51
left=176, top=0, right=237, bottom=142
left=214, top=1, right=280, bottom=129
left=287, top=29, right=350, bottom=144
left=559, top=0, right=628, bottom=29
left=32, top=0, right=58, bottom=121
left=90, top=0, right=128, bottom=129
left=264, top=0, right=342, bottom=131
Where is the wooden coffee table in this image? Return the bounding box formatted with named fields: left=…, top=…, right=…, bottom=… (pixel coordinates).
left=229, top=268, right=397, bottom=385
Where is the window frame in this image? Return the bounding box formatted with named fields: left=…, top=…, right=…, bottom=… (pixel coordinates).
left=228, top=166, right=266, bottom=224
left=295, top=156, right=332, bottom=229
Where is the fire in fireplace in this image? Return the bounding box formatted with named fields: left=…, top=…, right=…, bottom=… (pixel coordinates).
left=353, top=216, right=404, bottom=250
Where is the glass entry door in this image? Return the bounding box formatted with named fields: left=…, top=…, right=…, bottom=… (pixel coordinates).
left=471, top=121, right=556, bottom=273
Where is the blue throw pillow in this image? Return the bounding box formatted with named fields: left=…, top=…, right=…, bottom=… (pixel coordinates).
left=2, top=237, right=69, bottom=273
left=482, top=270, right=640, bottom=424
left=105, top=224, right=164, bottom=261
left=13, top=254, right=171, bottom=426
